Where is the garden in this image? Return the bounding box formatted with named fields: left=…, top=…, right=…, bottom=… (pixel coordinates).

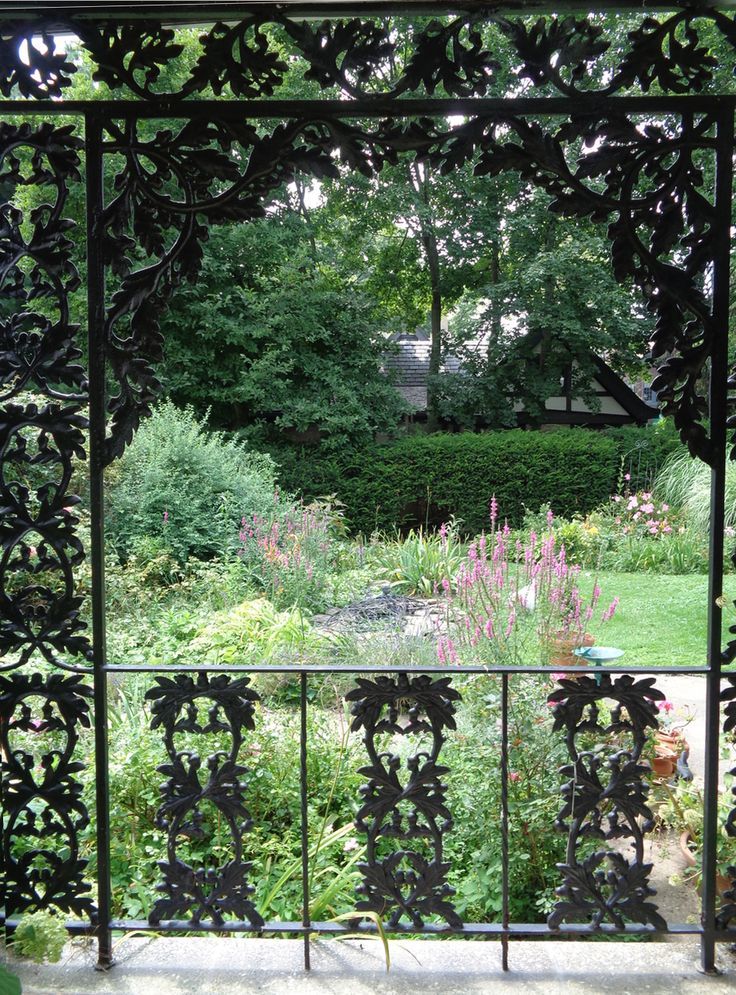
left=8, top=399, right=734, bottom=960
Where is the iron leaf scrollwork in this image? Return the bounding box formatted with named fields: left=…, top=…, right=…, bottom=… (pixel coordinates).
left=0, top=671, right=95, bottom=919
left=0, top=121, right=91, bottom=672
left=5, top=12, right=736, bottom=102
left=346, top=673, right=462, bottom=930
left=546, top=674, right=667, bottom=931
left=146, top=673, right=264, bottom=928
left=100, top=108, right=721, bottom=462
left=716, top=677, right=736, bottom=929
left=471, top=110, right=720, bottom=462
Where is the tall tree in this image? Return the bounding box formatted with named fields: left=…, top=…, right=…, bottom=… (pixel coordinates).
left=156, top=212, right=407, bottom=448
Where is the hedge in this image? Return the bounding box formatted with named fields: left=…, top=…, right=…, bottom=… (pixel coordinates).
left=267, top=429, right=622, bottom=535
left=602, top=419, right=683, bottom=492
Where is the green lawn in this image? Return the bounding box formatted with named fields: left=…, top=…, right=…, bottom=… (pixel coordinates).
left=579, top=572, right=711, bottom=669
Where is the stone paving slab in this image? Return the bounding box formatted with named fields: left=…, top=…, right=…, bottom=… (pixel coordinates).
left=6, top=937, right=736, bottom=995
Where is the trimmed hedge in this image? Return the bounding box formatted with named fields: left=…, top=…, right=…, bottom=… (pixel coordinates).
left=268, top=429, right=621, bottom=535
left=602, top=419, right=683, bottom=492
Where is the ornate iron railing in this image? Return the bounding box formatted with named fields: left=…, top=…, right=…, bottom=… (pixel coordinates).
left=1, top=1, right=735, bottom=976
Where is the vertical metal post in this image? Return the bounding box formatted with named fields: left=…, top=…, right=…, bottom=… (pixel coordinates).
left=501, top=674, right=510, bottom=971
left=86, top=111, right=113, bottom=970
left=300, top=672, right=311, bottom=970
left=701, top=105, right=734, bottom=976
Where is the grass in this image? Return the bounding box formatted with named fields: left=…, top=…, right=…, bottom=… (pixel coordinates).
left=580, top=571, right=709, bottom=668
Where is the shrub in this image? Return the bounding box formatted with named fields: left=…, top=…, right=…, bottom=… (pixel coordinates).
left=445, top=674, right=570, bottom=921
left=267, top=429, right=619, bottom=535
left=181, top=598, right=327, bottom=664
left=106, top=402, right=280, bottom=563
left=655, top=447, right=736, bottom=535
left=12, top=910, right=67, bottom=963
left=237, top=499, right=341, bottom=612
left=370, top=521, right=465, bottom=595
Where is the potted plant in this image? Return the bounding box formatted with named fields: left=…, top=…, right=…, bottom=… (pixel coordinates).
left=653, top=778, right=735, bottom=895
left=642, top=699, right=693, bottom=778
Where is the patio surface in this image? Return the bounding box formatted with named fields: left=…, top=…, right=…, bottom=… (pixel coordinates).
left=6, top=936, right=736, bottom=995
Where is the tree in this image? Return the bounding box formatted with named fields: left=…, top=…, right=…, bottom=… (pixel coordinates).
left=156, top=213, right=407, bottom=449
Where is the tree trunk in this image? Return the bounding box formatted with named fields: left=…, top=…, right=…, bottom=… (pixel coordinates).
left=409, top=163, right=443, bottom=429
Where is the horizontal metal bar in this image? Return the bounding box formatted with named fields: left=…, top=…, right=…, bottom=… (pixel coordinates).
left=1, top=96, right=734, bottom=118
left=0, top=919, right=94, bottom=935
left=2, top=915, right=731, bottom=939
left=5, top=1, right=733, bottom=22
left=106, top=919, right=713, bottom=936
left=103, top=662, right=713, bottom=674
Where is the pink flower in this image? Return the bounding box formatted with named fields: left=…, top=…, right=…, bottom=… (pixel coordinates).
left=508, top=771, right=521, bottom=782
left=489, top=495, right=498, bottom=526
left=551, top=672, right=567, bottom=682
left=624, top=472, right=631, bottom=481
left=657, top=700, right=674, bottom=713
left=602, top=596, right=620, bottom=622
left=163, top=510, right=169, bottom=524
left=547, top=508, right=554, bottom=527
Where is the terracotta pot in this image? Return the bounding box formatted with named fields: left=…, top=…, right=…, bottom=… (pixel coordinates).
left=548, top=632, right=594, bottom=674
left=657, top=731, right=688, bottom=753
left=649, top=755, right=675, bottom=777
left=679, top=831, right=732, bottom=896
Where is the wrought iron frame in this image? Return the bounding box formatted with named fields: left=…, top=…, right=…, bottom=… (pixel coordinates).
left=1, top=1, right=736, bottom=977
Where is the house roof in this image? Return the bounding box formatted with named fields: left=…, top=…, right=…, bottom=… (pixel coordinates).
left=385, top=330, right=657, bottom=425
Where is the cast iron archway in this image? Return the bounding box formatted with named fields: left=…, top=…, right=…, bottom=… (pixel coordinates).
left=1, top=2, right=736, bottom=975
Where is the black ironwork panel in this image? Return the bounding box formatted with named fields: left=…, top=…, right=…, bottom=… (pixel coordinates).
left=4, top=11, right=736, bottom=102
left=0, top=3, right=734, bottom=976
left=717, top=675, right=736, bottom=929
left=0, top=117, right=95, bottom=925
left=0, top=121, right=90, bottom=671
left=0, top=671, right=95, bottom=918
left=97, top=107, right=723, bottom=466
left=145, top=672, right=264, bottom=928
left=546, top=674, right=667, bottom=931
left=346, top=673, right=462, bottom=929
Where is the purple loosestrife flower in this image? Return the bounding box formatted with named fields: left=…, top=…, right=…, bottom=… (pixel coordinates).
left=601, top=597, right=620, bottom=623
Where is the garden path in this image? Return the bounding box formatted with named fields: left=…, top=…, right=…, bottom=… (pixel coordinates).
left=638, top=674, right=720, bottom=933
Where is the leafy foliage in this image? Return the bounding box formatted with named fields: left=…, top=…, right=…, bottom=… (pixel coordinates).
left=182, top=598, right=327, bottom=665
left=156, top=216, right=407, bottom=449
left=268, top=429, right=620, bottom=535
left=370, top=522, right=464, bottom=595
left=11, top=910, right=67, bottom=964
left=106, top=401, right=280, bottom=563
